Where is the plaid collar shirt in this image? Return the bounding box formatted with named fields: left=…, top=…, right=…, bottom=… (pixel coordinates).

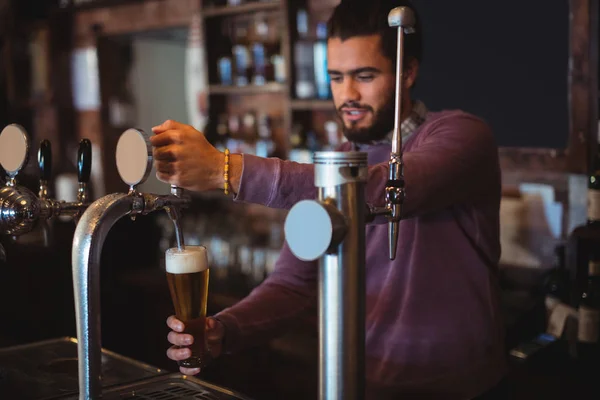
left=352, top=100, right=428, bottom=149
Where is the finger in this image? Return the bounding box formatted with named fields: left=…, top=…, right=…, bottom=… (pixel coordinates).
left=152, top=119, right=183, bottom=134
left=156, top=171, right=174, bottom=185
left=153, top=145, right=178, bottom=162
left=206, top=323, right=223, bottom=341
left=167, top=346, right=191, bottom=361
left=180, top=367, right=201, bottom=376
left=150, top=130, right=180, bottom=147
left=167, top=331, right=194, bottom=346
left=206, top=318, right=216, bottom=330
left=155, top=160, right=175, bottom=174
left=167, top=316, right=185, bottom=332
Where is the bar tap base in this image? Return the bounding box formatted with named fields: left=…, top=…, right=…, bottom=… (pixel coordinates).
left=0, top=337, right=164, bottom=400
left=63, top=373, right=255, bottom=400
left=0, top=338, right=252, bottom=400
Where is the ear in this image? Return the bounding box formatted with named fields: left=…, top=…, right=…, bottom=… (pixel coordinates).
left=403, top=58, right=419, bottom=89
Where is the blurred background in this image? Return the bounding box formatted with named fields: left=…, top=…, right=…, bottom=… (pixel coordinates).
left=0, top=0, right=598, bottom=399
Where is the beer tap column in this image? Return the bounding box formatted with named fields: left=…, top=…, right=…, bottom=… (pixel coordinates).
left=72, top=128, right=190, bottom=399
left=285, top=151, right=368, bottom=400
left=384, top=6, right=416, bottom=260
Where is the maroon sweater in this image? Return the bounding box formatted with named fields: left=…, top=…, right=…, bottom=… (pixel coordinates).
left=215, top=110, right=507, bottom=399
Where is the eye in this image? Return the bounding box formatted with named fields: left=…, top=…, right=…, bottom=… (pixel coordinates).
left=357, top=74, right=374, bottom=82
left=330, top=75, right=342, bottom=83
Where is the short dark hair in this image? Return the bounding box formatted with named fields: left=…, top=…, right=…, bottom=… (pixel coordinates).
left=327, top=0, right=422, bottom=69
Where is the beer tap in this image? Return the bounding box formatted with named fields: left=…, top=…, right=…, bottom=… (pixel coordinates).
left=38, top=139, right=53, bottom=246
left=285, top=152, right=368, bottom=400
left=0, top=124, right=94, bottom=237
left=366, top=6, right=416, bottom=260
left=71, top=128, right=190, bottom=399
left=282, top=7, right=416, bottom=400
left=38, top=140, right=52, bottom=200
left=77, top=139, right=92, bottom=205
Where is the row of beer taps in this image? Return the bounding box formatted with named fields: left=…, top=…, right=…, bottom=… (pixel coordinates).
left=0, top=125, right=190, bottom=261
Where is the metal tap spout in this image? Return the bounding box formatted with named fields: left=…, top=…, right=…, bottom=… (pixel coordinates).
left=72, top=193, right=137, bottom=400
left=384, top=6, right=415, bottom=260
left=72, top=189, right=189, bottom=399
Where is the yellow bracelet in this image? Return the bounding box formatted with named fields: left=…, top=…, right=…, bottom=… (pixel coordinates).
left=223, top=149, right=231, bottom=195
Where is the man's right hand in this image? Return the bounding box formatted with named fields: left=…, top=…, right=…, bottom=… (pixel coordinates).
left=166, top=315, right=225, bottom=375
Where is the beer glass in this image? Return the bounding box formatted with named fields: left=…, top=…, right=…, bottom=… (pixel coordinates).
left=166, top=245, right=210, bottom=368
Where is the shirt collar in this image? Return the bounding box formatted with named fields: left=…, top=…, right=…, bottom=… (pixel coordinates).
left=351, top=100, right=428, bottom=149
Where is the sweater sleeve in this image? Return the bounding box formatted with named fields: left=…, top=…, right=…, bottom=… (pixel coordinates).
left=234, top=143, right=354, bottom=209
left=234, top=154, right=317, bottom=209
left=364, top=112, right=500, bottom=220
left=213, top=242, right=318, bottom=354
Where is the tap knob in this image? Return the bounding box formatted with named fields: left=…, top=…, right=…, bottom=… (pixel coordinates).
left=38, top=140, right=52, bottom=199
left=0, top=124, right=30, bottom=186
left=77, top=139, right=92, bottom=203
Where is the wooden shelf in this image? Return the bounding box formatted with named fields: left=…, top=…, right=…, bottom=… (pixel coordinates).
left=290, top=99, right=334, bottom=111
left=203, top=1, right=281, bottom=18
left=209, top=82, right=286, bottom=95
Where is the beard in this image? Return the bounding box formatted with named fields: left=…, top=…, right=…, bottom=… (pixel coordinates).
left=337, top=89, right=396, bottom=144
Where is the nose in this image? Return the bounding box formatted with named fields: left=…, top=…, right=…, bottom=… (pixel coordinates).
left=338, top=77, right=361, bottom=105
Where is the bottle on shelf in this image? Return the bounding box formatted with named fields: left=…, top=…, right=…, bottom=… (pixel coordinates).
left=232, top=21, right=251, bottom=86
left=566, top=121, right=600, bottom=361
left=568, top=123, right=600, bottom=297
left=576, top=251, right=600, bottom=364
left=250, top=15, right=269, bottom=85
left=588, top=121, right=600, bottom=229
left=313, top=22, right=330, bottom=100
left=255, top=112, right=274, bottom=158
left=545, top=243, right=569, bottom=318
left=294, top=9, right=315, bottom=99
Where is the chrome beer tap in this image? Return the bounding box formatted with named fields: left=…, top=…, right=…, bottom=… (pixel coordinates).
left=383, top=6, right=416, bottom=260
left=0, top=124, right=93, bottom=237
left=282, top=7, right=416, bottom=400
left=363, top=6, right=417, bottom=260
left=71, top=128, right=190, bottom=400
left=285, top=152, right=368, bottom=400
left=38, top=140, right=52, bottom=200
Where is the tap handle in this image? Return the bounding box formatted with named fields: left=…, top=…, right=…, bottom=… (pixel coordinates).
left=78, top=139, right=92, bottom=184
left=38, top=140, right=52, bottom=181
left=0, top=124, right=30, bottom=185
left=0, top=242, right=6, bottom=263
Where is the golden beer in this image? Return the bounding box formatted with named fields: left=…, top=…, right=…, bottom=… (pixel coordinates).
left=166, top=245, right=210, bottom=368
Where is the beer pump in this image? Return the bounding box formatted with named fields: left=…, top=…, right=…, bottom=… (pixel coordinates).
left=0, top=124, right=92, bottom=238
left=71, top=128, right=249, bottom=399
left=284, top=7, right=415, bottom=400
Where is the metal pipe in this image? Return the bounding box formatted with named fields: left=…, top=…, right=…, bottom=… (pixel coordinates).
left=71, top=193, right=137, bottom=400
left=286, top=151, right=368, bottom=400
left=316, top=152, right=368, bottom=400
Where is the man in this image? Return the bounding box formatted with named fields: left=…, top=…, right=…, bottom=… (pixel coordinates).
left=151, top=0, right=508, bottom=398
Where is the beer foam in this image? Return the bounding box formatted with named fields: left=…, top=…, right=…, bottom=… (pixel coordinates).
left=166, top=246, right=208, bottom=274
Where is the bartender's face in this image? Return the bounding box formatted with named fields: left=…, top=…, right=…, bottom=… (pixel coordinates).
left=327, top=34, right=414, bottom=143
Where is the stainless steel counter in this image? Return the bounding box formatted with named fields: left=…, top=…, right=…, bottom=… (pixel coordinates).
left=0, top=337, right=254, bottom=400
left=0, top=337, right=165, bottom=400
left=56, top=373, right=254, bottom=400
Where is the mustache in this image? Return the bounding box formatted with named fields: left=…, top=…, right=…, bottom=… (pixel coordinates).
left=338, top=102, right=373, bottom=112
